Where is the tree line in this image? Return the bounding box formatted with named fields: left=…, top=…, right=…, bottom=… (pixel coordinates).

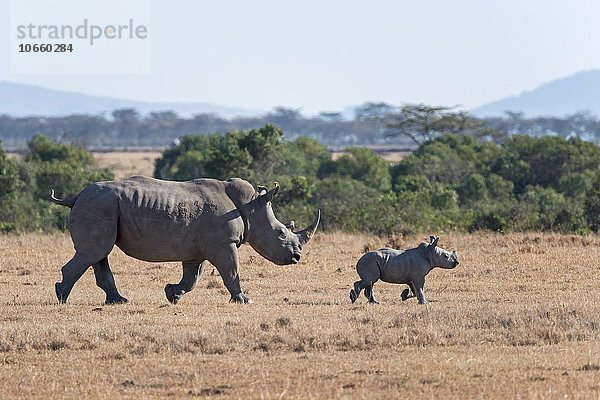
left=2, top=125, right=599, bottom=234
left=1, top=103, right=600, bottom=149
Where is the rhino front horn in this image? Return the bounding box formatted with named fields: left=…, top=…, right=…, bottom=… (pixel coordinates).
left=297, top=210, right=321, bottom=245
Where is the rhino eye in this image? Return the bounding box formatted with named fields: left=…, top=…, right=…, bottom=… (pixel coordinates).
left=278, top=230, right=287, bottom=239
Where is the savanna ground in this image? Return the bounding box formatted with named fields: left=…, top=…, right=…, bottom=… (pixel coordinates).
left=1, top=151, right=599, bottom=399
left=0, top=232, right=599, bottom=399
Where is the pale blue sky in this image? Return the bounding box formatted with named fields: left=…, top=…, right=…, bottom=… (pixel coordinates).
left=2, top=0, right=599, bottom=115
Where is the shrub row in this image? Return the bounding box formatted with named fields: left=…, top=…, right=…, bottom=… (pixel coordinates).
left=1, top=127, right=599, bottom=234
left=154, top=125, right=600, bottom=234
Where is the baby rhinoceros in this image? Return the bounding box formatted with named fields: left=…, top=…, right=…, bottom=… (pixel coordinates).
left=350, top=236, right=459, bottom=304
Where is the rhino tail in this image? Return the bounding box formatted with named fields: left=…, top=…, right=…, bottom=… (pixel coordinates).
left=49, top=190, right=77, bottom=208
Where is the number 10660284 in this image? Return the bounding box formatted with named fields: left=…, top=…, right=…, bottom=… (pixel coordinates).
left=18, top=43, right=73, bottom=53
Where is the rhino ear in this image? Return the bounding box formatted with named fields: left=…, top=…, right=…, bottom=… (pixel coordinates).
left=429, top=236, right=439, bottom=247
left=257, top=185, right=268, bottom=196
left=258, top=182, right=280, bottom=204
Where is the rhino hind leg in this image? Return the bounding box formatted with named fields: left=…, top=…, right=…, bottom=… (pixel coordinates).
left=401, top=282, right=416, bottom=301
left=401, top=288, right=413, bottom=301
left=354, top=257, right=381, bottom=304
left=350, top=280, right=365, bottom=303
left=93, top=257, right=128, bottom=304
left=165, top=261, right=204, bottom=304
left=364, top=282, right=380, bottom=304
left=56, top=253, right=97, bottom=303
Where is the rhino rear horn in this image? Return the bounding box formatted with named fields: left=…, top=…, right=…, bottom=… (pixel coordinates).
left=297, top=210, right=321, bottom=245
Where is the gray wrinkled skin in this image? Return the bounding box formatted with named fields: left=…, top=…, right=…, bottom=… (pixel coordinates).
left=50, top=176, right=320, bottom=305
left=350, top=236, right=459, bottom=304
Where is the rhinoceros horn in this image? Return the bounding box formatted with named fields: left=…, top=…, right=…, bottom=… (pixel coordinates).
left=296, top=210, right=321, bottom=245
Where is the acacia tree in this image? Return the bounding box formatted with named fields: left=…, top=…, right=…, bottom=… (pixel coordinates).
left=111, top=108, right=141, bottom=143
left=383, top=104, right=500, bottom=145
left=353, top=102, right=397, bottom=121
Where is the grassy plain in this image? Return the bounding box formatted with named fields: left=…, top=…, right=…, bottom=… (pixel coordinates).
left=0, top=232, right=599, bottom=399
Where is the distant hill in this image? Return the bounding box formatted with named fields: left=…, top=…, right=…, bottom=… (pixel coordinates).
left=0, top=81, right=263, bottom=119
left=471, top=70, right=600, bottom=118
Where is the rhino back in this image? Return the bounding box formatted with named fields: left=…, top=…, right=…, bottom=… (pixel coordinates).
left=378, top=246, right=430, bottom=283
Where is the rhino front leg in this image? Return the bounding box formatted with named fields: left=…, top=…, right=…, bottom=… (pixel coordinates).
left=165, top=261, right=204, bottom=305
left=207, top=243, right=252, bottom=304
left=55, top=252, right=96, bottom=303
left=413, top=278, right=427, bottom=304
left=93, top=257, right=128, bottom=304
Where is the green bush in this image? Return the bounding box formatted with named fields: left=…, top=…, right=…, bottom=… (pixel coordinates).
left=0, top=143, right=21, bottom=197
left=0, top=143, right=23, bottom=232
left=152, top=131, right=600, bottom=234
left=25, top=135, right=95, bottom=166
left=584, top=175, right=600, bottom=232
left=154, top=124, right=284, bottom=184
left=0, top=136, right=113, bottom=232
left=278, top=137, right=331, bottom=178
left=4, top=130, right=600, bottom=234
left=311, top=177, right=400, bottom=234
left=319, top=147, right=392, bottom=192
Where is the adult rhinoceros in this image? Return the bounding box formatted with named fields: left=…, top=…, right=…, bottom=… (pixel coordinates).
left=50, top=176, right=320, bottom=305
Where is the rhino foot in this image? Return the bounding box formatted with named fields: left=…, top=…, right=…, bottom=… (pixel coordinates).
left=229, top=293, right=253, bottom=304
left=105, top=296, right=128, bottom=305
left=164, top=284, right=182, bottom=305
left=349, top=289, right=358, bottom=303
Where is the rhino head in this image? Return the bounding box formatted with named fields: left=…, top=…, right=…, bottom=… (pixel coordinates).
left=245, top=183, right=320, bottom=265
left=428, top=236, right=459, bottom=269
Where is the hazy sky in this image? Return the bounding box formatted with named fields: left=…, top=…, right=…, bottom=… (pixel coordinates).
left=1, top=0, right=599, bottom=115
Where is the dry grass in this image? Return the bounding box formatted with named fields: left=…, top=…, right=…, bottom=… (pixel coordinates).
left=93, top=152, right=162, bottom=179
left=0, top=232, right=599, bottom=399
